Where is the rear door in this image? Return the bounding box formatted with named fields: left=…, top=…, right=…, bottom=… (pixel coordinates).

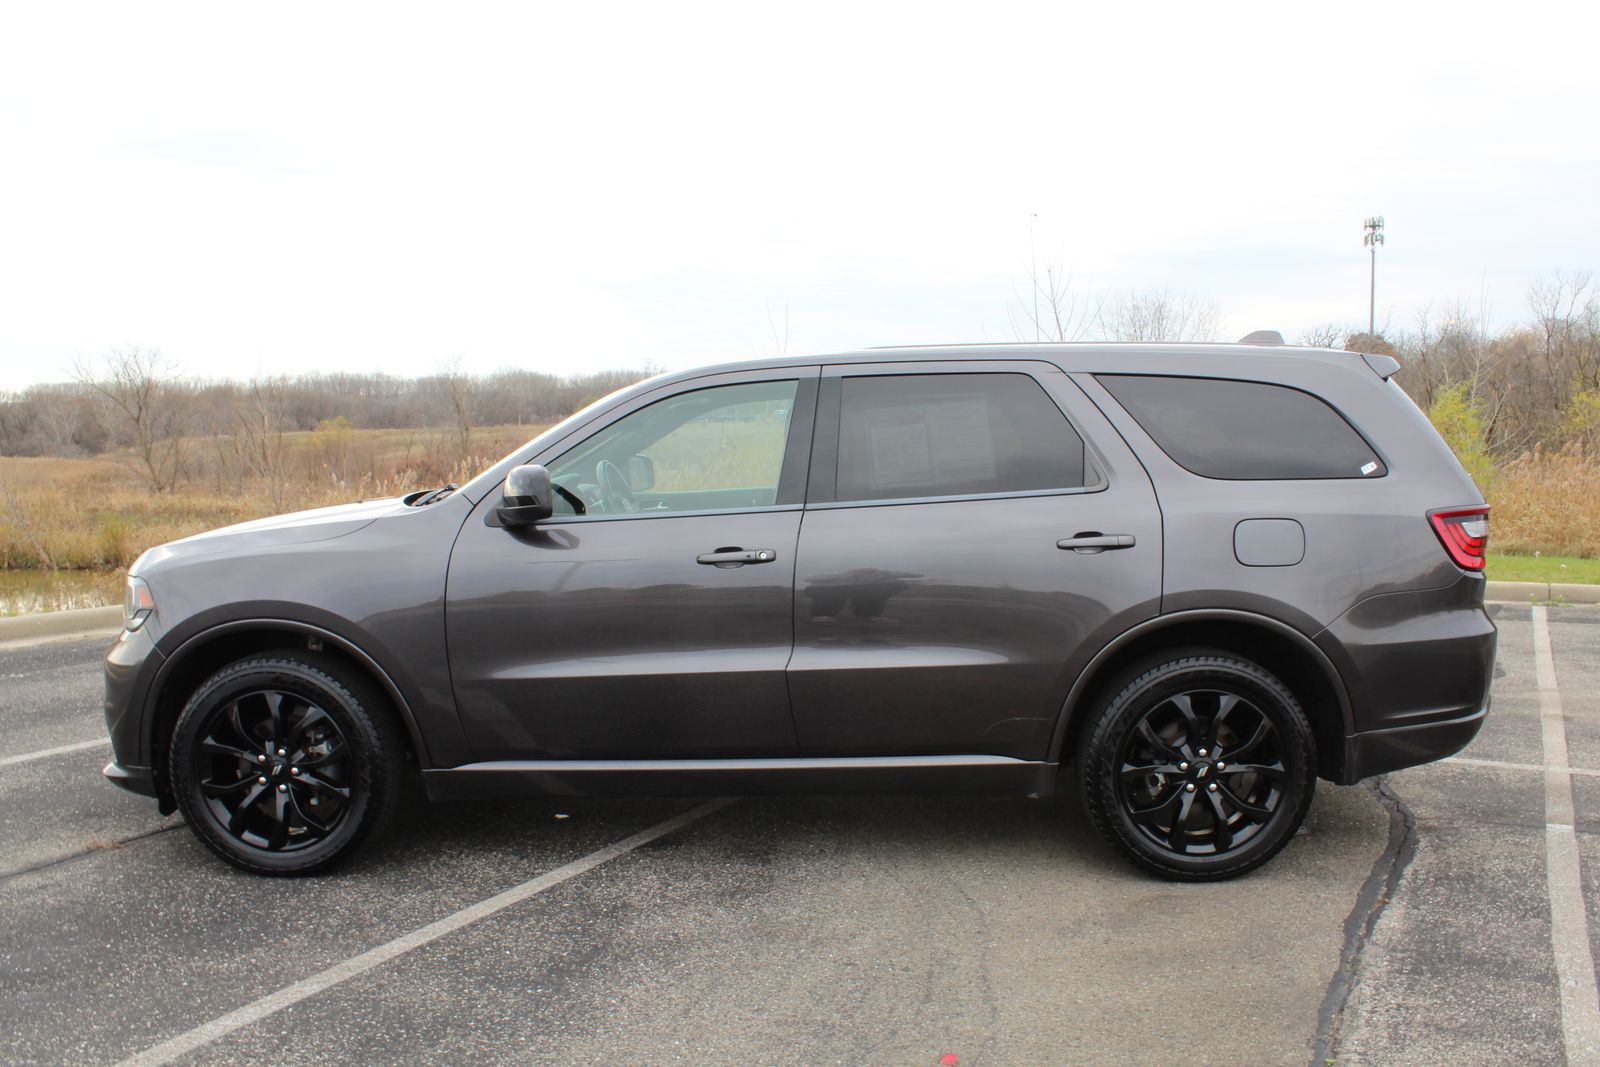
left=786, top=360, right=1161, bottom=759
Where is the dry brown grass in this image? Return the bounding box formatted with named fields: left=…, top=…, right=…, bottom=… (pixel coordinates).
left=1490, top=445, right=1600, bottom=557
left=3, top=423, right=1595, bottom=579
left=0, top=423, right=545, bottom=572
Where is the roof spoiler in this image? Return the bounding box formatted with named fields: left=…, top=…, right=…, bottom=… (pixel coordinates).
left=1237, top=330, right=1284, bottom=345
left=1362, top=353, right=1401, bottom=379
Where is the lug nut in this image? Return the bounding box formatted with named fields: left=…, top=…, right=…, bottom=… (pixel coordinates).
left=1198, top=748, right=1209, bottom=757
left=1216, top=762, right=1226, bottom=771
left=1178, top=762, right=1189, bottom=771
left=257, top=776, right=267, bottom=784
left=1185, top=783, right=1196, bottom=792
left=256, top=754, right=266, bottom=764
left=290, top=767, right=300, bottom=776
left=277, top=783, right=287, bottom=792
left=277, top=748, right=286, bottom=757
left=1208, top=783, right=1218, bottom=792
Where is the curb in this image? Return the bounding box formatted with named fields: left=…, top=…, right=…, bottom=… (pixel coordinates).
left=0, top=605, right=123, bottom=644
left=1485, top=580, right=1600, bottom=605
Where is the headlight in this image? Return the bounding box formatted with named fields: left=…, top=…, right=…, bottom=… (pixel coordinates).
left=124, top=576, right=155, bottom=631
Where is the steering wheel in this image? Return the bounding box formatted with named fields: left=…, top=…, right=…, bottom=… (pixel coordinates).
left=595, top=460, right=638, bottom=514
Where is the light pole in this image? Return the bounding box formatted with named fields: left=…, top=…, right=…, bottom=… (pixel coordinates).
left=1363, top=216, right=1385, bottom=338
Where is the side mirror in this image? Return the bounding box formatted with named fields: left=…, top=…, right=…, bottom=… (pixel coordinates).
left=498, top=464, right=553, bottom=527
left=627, top=454, right=655, bottom=492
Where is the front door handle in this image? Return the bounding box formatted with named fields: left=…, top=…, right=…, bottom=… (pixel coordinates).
left=1057, top=533, right=1136, bottom=554
left=697, top=547, right=778, bottom=568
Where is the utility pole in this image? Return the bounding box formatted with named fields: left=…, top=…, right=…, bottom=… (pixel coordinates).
left=1363, top=216, right=1385, bottom=338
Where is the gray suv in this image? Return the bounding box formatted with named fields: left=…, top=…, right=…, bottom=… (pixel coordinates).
left=102, top=341, right=1496, bottom=880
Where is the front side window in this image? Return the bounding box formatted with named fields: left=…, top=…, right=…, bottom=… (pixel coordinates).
left=1097, top=374, right=1386, bottom=480
left=547, top=379, right=799, bottom=516
left=834, top=373, right=1087, bottom=502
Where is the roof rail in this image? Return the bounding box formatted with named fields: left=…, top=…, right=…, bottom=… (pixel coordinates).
left=1238, top=330, right=1285, bottom=345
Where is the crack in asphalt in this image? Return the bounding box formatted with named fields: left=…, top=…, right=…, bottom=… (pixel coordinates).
left=1309, top=775, right=1418, bottom=1066
left=0, top=823, right=182, bottom=884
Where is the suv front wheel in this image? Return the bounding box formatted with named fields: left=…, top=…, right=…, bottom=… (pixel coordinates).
left=168, top=652, right=404, bottom=875
left=1077, top=650, right=1317, bottom=881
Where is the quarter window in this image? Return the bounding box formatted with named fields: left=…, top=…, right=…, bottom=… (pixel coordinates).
left=834, top=373, right=1087, bottom=502
left=1097, top=374, right=1385, bottom=480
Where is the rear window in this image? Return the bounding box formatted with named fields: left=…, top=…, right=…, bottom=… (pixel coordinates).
left=836, top=373, right=1087, bottom=501
left=1097, top=374, right=1385, bottom=480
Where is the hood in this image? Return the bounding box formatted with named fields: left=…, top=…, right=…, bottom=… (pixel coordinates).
left=131, top=497, right=404, bottom=574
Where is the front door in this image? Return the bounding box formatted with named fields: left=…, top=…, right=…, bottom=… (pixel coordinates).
left=447, top=369, right=818, bottom=760
left=787, top=361, right=1162, bottom=760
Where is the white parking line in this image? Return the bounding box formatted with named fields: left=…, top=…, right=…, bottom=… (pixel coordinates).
left=114, top=798, right=733, bottom=1067
left=0, top=737, right=109, bottom=768
left=1445, top=755, right=1600, bottom=779
left=1534, top=604, right=1600, bottom=1066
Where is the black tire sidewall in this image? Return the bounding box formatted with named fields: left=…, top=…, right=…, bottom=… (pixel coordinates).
left=169, top=655, right=396, bottom=875
left=1080, top=654, right=1317, bottom=880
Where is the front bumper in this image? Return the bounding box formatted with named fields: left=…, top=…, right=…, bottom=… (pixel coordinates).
left=103, top=759, right=158, bottom=798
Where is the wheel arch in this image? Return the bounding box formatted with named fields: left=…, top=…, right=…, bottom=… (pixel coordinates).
left=1049, top=609, right=1355, bottom=782
left=145, top=619, right=429, bottom=808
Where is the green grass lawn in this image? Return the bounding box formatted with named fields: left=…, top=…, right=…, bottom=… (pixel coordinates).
left=1487, top=553, right=1600, bottom=584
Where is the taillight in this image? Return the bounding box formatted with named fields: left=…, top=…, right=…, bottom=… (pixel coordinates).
left=1428, top=506, right=1489, bottom=571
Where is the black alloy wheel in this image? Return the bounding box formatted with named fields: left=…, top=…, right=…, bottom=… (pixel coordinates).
left=1078, top=650, right=1316, bottom=880
left=169, top=653, right=403, bottom=875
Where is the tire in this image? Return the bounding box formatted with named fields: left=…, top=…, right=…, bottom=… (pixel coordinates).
left=1077, top=649, right=1317, bottom=881
left=168, top=652, right=404, bottom=875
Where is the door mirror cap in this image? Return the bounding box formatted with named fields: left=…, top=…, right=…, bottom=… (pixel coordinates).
left=498, top=464, right=554, bottom=527
left=627, top=454, right=655, bottom=492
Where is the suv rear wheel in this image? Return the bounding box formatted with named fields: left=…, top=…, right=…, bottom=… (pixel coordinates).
left=1077, top=649, right=1316, bottom=881
left=168, top=652, right=404, bottom=875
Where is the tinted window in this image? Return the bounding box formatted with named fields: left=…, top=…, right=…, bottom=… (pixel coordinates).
left=1098, top=374, right=1385, bottom=480
left=548, top=379, right=798, bottom=516
left=834, top=373, right=1086, bottom=502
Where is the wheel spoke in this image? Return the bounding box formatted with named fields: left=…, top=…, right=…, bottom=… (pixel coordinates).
left=288, top=705, right=332, bottom=747
left=1167, top=693, right=1201, bottom=749
left=298, top=742, right=347, bottom=770
left=1120, top=760, right=1181, bottom=781
left=1166, top=790, right=1196, bottom=853
left=227, top=701, right=254, bottom=748
left=226, top=782, right=267, bottom=835
left=1126, top=785, right=1184, bottom=823
left=1136, top=720, right=1182, bottom=761
left=1222, top=718, right=1271, bottom=762
left=263, top=691, right=287, bottom=743
left=288, top=786, right=332, bottom=834
left=200, top=775, right=257, bottom=798
left=199, top=736, right=253, bottom=761
left=300, top=771, right=351, bottom=800
left=266, top=791, right=290, bottom=850
left=1204, top=790, right=1235, bottom=852
left=1219, top=782, right=1275, bottom=821
left=1204, top=694, right=1241, bottom=751
left=1223, top=760, right=1285, bottom=781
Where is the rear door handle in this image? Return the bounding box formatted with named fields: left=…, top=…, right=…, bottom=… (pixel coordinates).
left=697, top=547, right=778, bottom=567
left=1057, top=533, right=1136, bottom=553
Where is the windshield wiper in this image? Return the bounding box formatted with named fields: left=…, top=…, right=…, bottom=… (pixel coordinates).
left=410, top=484, right=458, bottom=507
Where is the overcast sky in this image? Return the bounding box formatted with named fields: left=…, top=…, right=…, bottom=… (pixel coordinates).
left=1, top=2, right=1595, bottom=388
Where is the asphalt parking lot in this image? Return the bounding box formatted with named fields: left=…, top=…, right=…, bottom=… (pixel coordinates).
left=1, top=601, right=1596, bottom=1065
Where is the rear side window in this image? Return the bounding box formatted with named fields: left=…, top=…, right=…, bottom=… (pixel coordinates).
left=835, top=373, right=1087, bottom=502
left=1097, top=374, right=1386, bottom=480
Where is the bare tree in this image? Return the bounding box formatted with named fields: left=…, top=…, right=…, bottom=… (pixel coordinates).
left=441, top=358, right=474, bottom=460
left=233, top=376, right=292, bottom=509
left=73, top=347, right=190, bottom=493
left=0, top=460, right=55, bottom=570
left=1098, top=290, right=1222, bottom=342
left=1008, top=260, right=1100, bottom=342
left=1298, top=323, right=1351, bottom=349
